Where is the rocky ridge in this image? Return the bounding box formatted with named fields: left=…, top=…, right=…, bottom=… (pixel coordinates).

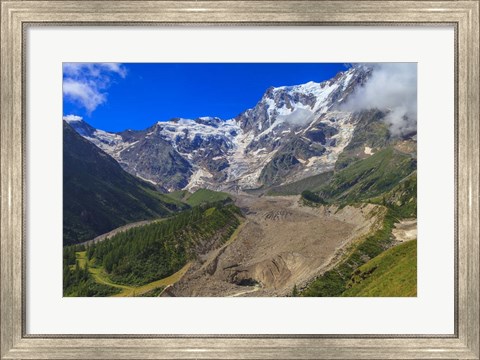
left=65, top=66, right=391, bottom=192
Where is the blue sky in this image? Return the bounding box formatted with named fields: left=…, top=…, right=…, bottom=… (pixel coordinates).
left=63, top=63, right=348, bottom=132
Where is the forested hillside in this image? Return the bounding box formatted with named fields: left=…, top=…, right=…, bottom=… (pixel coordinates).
left=63, top=121, right=187, bottom=245
left=63, top=202, right=241, bottom=295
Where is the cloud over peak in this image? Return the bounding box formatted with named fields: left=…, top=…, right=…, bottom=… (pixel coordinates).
left=341, top=63, right=417, bottom=136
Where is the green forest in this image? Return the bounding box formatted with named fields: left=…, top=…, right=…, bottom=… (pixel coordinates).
left=63, top=201, right=241, bottom=296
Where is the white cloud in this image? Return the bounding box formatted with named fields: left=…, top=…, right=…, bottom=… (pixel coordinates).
left=100, top=63, right=127, bottom=78
left=341, top=63, right=417, bottom=136
left=63, top=63, right=126, bottom=78
left=63, top=63, right=127, bottom=114
left=63, top=79, right=106, bottom=113
left=278, top=108, right=314, bottom=127
left=63, top=114, right=83, bottom=123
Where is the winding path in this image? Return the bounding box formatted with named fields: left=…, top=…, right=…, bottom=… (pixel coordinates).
left=75, top=251, right=191, bottom=297
left=80, top=217, right=168, bottom=247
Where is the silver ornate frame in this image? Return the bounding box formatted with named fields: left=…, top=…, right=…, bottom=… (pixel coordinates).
left=1, top=1, right=479, bottom=359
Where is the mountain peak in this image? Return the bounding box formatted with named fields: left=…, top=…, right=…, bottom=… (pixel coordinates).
left=66, top=65, right=381, bottom=192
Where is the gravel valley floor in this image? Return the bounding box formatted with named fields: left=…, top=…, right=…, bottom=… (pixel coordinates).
left=166, top=194, right=385, bottom=297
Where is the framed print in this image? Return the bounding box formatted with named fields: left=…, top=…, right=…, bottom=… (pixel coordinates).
left=1, top=1, right=479, bottom=359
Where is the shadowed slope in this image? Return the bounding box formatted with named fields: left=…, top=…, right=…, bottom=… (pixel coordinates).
left=63, top=121, right=186, bottom=245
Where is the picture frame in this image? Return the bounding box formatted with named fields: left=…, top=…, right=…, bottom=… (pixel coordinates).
left=1, top=0, right=478, bottom=358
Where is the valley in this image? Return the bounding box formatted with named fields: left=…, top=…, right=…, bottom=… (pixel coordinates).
left=65, top=192, right=398, bottom=297
left=166, top=194, right=384, bottom=297
left=62, top=63, right=417, bottom=297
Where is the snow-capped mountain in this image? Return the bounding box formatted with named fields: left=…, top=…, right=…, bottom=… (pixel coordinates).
left=65, top=66, right=378, bottom=192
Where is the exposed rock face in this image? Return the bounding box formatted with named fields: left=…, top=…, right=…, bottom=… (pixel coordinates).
left=116, top=131, right=193, bottom=190
left=65, top=65, right=410, bottom=192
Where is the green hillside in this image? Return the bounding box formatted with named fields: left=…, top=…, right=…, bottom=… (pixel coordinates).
left=343, top=240, right=417, bottom=297
left=186, top=188, right=231, bottom=206
left=371, top=172, right=417, bottom=218
left=317, top=147, right=416, bottom=204
left=63, top=121, right=187, bottom=245
left=165, top=189, right=191, bottom=202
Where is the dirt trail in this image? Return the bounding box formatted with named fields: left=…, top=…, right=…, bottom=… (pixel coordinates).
left=75, top=251, right=190, bottom=297
left=80, top=218, right=167, bottom=247
left=113, top=263, right=191, bottom=297
left=168, top=194, right=383, bottom=297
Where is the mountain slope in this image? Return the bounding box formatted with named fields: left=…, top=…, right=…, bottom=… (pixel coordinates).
left=266, top=171, right=334, bottom=196
left=342, top=240, right=417, bottom=297
left=66, top=65, right=416, bottom=194
left=334, top=109, right=391, bottom=170
left=63, top=121, right=186, bottom=245
left=317, top=147, right=416, bottom=204
left=66, top=66, right=378, bottom=191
